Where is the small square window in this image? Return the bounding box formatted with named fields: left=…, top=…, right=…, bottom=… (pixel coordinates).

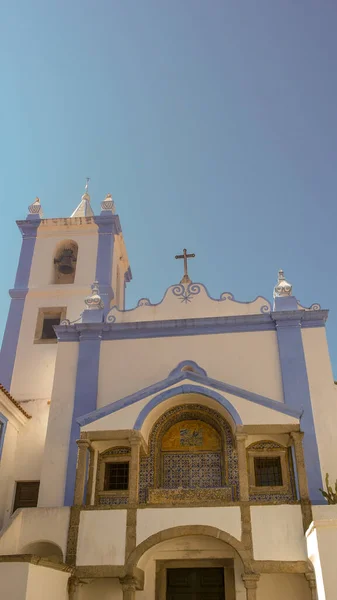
left=34, top=307, right=66, bottom=344
left=13, top=481, right=40, bottom=512
left=254, top=456, right=283, bottom=487
left=42, top=317, right=60, bottom=339
left=104, top=462, right=129, bottom=490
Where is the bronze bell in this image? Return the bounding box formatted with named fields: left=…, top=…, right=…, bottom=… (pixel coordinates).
left=54, top=249, right=76, bottom=275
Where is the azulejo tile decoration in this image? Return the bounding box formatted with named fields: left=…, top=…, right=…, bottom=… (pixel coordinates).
left=139, top=404, right=239, bottom=503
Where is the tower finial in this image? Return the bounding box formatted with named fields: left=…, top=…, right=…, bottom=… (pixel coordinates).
left=101, top=193, right=116, bottom=214
left=27, top=196, right=43, bottom=220
left=85, top=177, right=90, bottom=194
left=273, top=269, right=293, bottom=298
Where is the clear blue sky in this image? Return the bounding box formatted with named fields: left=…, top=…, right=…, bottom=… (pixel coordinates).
left=1, top=1, right=337, bottom=374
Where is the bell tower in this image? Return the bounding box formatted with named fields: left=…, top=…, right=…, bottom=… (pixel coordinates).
left=0, top=187, right=131, bottom=401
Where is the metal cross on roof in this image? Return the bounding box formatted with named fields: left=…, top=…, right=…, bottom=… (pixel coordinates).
left=175, top=248, right=195, bottom=284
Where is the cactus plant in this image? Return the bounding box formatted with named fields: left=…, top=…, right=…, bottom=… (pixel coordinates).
left=319, top=473, right=337, bottom=504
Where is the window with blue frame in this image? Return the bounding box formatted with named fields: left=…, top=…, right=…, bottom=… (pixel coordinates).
left=0, top=413, right=8, bottom=461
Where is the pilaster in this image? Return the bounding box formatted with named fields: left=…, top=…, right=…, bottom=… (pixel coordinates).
left=242, top=573, right=260, bottom=600
left=120, top=576, right=137, bottom=600
left=74, top=440, right=90, bottom=505
left=0, top=218, right=40, bottom=390
left=94, top=214, right=115, bottom=315
left=272, top=311, right=323, bottom=503
left=290, top=431, right=312, bottom=530
left=64, top=329, right=102, bottom=506
left=236, top=433, right=249, bottom=501
left=86, top=446, right=95, bottom=505
left=129, top=432, right=141, bottom=504
left=305, top=573, right=318, bottom=600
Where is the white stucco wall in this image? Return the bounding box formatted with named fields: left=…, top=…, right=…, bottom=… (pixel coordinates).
left=0, top=562, right=29, bottom=599
left=76, top=510, right=127, bottom=566
left=251, top=505, right=307, bottom=561
left=79, top=579, right=123, bottom=600
left=83, top=386, right=297, bottom=438
left=306, top=506, right=337, bottom=600
left=0, top=507, right=70, bottom=559
left=38, top=343, right=78, bottom=507
left=30, top=223, right=98, bottom=289
left=0, top=409, right=21, bottom=528
left=10, top=218, right=99, bottom=401
left=26, top=564, right=70, bottom=600
left=10, top=292, right=86, bottom=401
left=136, top=506, right=241, bottom=545
left=302, top=328, right=337, bottom=484
left=97, top=332, right=283, bottom=408
left=257, top=574, right=311, bottom=600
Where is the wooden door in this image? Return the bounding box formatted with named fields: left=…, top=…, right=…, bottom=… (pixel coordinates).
left=167, top=567, right=225, bottom=600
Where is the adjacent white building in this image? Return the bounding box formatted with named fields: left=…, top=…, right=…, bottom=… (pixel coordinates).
left=0, top=190, right=336, bottom=599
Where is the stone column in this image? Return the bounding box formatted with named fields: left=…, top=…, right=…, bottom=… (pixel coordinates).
left=85, top=446, right=95, bottom=505
left=129, top=432, right=141, bottom=504
left=290, top=431, right=312, bottom=530
left=305, top=573, right=318, bottom=600
left=242, top=574, right=260, bottom=600
left=120, top=576, right=137, bottom=600
left=236, top=432, right=249, bottom=501
left=74, top=439, right=90, bottom=505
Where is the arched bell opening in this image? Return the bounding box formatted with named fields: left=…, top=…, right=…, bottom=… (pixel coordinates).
left=53, top=239, right=78, bottom=284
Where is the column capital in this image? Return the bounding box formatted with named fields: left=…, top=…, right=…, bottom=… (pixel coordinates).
left=119, top=575, right=137, bottom=592
left=76, top=439, right=91, bottom=449
left=290, top=430, right=304, bottom=442
left=236, top=432, right=248, bottom=442
left=305, top=572, right=317, bottom=588
left=242, top=573, right=260, bottom=589
left=129, top=431, right=142, bottom=446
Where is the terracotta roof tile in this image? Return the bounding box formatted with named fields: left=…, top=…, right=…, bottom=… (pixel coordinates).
left=0, top=384, right=31, bottom=419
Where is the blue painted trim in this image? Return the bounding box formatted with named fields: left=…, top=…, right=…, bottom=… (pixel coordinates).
left=77, top=369, right=300, bottom=428
left=0, top=413, right=8, bottom=461
left=94, top=215, right=117, bottom=317
left=134, top=385, right=242, bottom=429
left=124, top=266, right=132, bottom=283
left=64, top=331, right=102, bottom=506
left=53, top=309, right=328, bottom=344
left=0, top=295, right=27, bottom=390
left=0, top=219, right=40, bottom=390
left=169, top=360, right=208, bottom=378
left=15, top=220, right=40, bottom=288
left=273, top=296, right=299, bottom=311
left=273, top=314, right=323, bottom=504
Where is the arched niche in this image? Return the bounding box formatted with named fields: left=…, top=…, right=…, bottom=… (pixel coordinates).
left=53, top=239, right=78, bottom=284
left=20, top=540, right=63, bottom=563
left=139, top=403, right=239, bottom=503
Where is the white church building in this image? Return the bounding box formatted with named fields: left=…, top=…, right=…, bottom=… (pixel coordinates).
left=0, top=189, right=337, bottom=600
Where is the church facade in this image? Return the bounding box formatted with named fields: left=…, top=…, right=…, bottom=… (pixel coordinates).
left=0, top=190, right=337, bottom=599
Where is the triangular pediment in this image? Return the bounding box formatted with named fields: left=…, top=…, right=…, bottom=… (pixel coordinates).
left=78, top=369, right=300, bottom=435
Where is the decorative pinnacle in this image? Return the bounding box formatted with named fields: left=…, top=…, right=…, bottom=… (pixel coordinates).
left=101, top=193, right=116, bottom=213
left=85, top=177, right=90, bottom=193
left=273, top=269, right=293, bottom=298
left=28, top=197, right=43, bottom=217
left=84, top=281, right=104, bottom=310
